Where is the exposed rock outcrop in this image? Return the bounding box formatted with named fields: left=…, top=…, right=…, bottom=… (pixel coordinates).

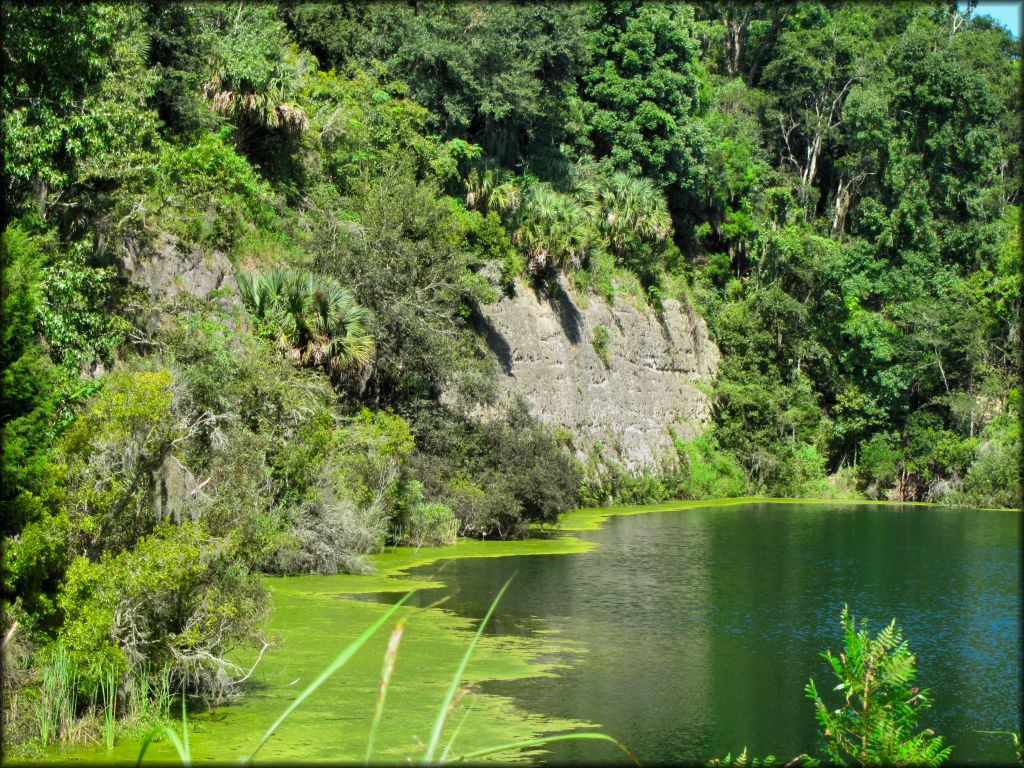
left=119, top=232, right=244, bottom=322
left=474, top=277, right=719, bottom=471
left=117, top=232, right=247, bottom=342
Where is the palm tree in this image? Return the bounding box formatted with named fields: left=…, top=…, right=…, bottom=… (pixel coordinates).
left=597, top=173, right=671, bottom=255
left=513, top=183, right=596, bottom=273
left=204, top=46, right=312, bottom=147
left=464, top=166, right=522, bottom=216
left=238, top=267, right=373, bottom=379
left=305, top=277, right=374, bottom=375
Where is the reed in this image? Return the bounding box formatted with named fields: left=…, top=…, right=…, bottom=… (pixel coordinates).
left=100, top=665, right=117, bottom=749
left=364, top=620, right=405, bottom=765
left=33, top=644, right=78, bottom=746
left=154, top=665, right=173, bottom=721
left=422, top=577, right=513, bottom=764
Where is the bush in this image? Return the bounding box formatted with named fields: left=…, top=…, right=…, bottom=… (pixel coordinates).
left=446, top=477, right=526, bottom=540
left=52, top=369, right=183, bottom=557
left=591, top=324, right=610, bottom=365
left=268, top=409, right=416, bottom=573
left=56, top=522, right=268, bottom=704
left=479, top=402, right=581, bottom=526
left=945, top=414, right=1022, bottom=509
left=407, top=400, right=580, bottom=538
left=396, top=502, right=458, bottom=548
left=272, top=488, right=379, bottom=575
left=806, top=607, right=952, bottom=766
left=673, top=430, right=748, bottom=499
left=137, top=132, right=280, bottom=252
left=858, top=431, right=901, bottom=498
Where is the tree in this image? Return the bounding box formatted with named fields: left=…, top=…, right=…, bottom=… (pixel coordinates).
left=2, top=4, right=160, bottom=227
left=578, top=1, right=707, bottom=207
left=761, top=5, right=882, bottom=215
left=314, top=162, right=492, bottom=406
left=346, top=2, right=590, bottom=166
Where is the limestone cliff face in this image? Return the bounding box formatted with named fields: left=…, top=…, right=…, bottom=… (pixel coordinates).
left=475, top=277, right=719, bottom=472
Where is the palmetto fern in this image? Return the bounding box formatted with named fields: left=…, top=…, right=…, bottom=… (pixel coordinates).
left=598, top=172, right=671, bottom=254
left=238, top=267, right=374, bottom=379
left=204, top=46, right=312, bottom=134
left=514, top=183, right=597, bottom=273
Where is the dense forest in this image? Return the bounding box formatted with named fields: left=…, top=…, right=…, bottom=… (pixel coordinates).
left=1, top=0, right=1020, bottom=753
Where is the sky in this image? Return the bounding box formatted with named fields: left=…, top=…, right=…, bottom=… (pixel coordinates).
left=967, top=1, right=1022, bottom=38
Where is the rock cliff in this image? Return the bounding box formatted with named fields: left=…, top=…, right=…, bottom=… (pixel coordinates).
left=474, top=277, right=719, bottom=471
left=118, top=232, right=245, bottom=331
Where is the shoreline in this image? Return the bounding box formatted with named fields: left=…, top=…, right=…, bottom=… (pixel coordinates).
left=276, top=496, right=1017, bottom=597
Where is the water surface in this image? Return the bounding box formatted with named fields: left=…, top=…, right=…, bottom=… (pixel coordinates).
left=362, top=502, right=1022, bottom=764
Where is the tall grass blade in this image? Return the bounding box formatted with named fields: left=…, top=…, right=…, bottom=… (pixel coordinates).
left=439, top=700, right=476, bottom=763
left=35, top=644, right=75, bottom=746
left=157, top=665, right=172, bottom=720
left=242, top=591, right=414, bottom=765
left=442, top=731, right=640, bottom=765
left=134, top=726, right=160, bottom=767
left=181, top=693, right=190, bottom=762
left=162, top=725, right=190, bottom=766
left=364, top=620, right=406, bottom=765
left=100, top=664, right=117, bottom=749
left=422, top=576, right=513, bottom=765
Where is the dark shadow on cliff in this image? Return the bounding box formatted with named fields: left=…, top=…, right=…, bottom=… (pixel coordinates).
left=471, top=306, right=514, bottom=375
left=541, top=278, right=583, bottom=345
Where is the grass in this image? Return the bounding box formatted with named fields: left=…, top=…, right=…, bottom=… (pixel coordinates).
left=134, top=583, right=636, bottom=766
left=591, top=324, right=611, bottom=365
left=100, top=666, right=117, bottom=749
left=34, top=645, right=77, bottom=747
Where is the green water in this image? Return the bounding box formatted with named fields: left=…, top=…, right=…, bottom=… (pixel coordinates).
left=361, top=502, right=1022, bottom=764
left=38, top=501, right=1021, bottom=764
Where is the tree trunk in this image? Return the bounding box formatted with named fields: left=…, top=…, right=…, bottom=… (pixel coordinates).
left=726, top=13, right=748, bottom=79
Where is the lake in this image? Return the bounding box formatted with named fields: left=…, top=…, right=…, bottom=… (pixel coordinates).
left=42, top=501, right=1021, bottom=764
left=359, top=502, right=1022, bottom=764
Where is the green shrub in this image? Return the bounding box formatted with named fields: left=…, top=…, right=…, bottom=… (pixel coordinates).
left=591, top=324, right=611, bottom=365
left=397, top=502, right=458, bottom=548
left=139, top=133, right=280, bottom=252
left=445, top=477, right=526, bottom=540
left=946, top=414, right=1022, bottom=509
left=272, top=489, right=380, bottom=575
left=479, top=402, right=581, bottom=527
left=806, top=607, right=952, bottom=766
left=53, top=369, right=182, bottom=556
left=673, top=430, right=748, bottom=499
left=858, top=431, right=901, bottom=498
left=56, top=522, right=267, bottom=703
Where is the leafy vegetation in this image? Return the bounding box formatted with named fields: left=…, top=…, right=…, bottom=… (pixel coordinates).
left=1, top=0, right=1018, bottom=757
left=806, top=607, right=952, bottom=766
left=711, top=607, right=954, bottom=767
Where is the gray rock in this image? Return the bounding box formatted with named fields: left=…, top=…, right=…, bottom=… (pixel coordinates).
left=118, top=232, right=247, bottom=337
left=473, top=276, right=719, bottom=472
left=120, top=232, right=242, bottom=308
